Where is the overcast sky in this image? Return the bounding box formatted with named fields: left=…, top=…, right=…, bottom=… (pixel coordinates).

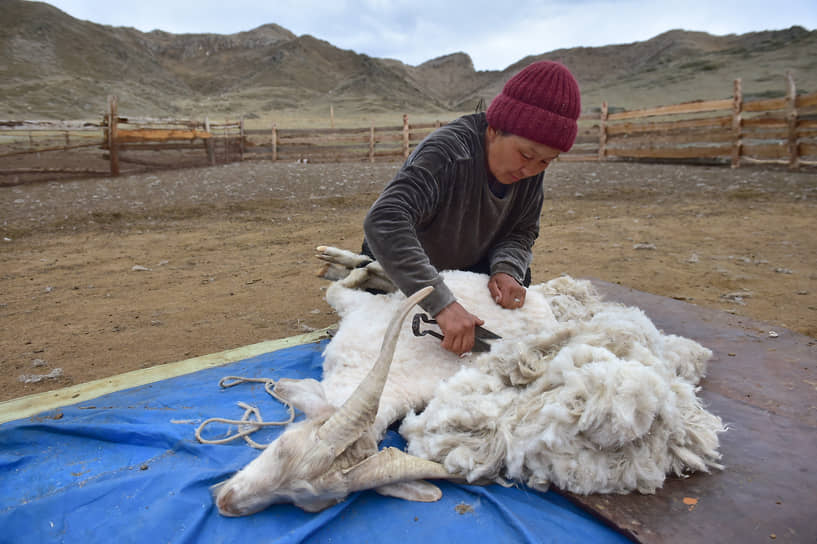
left=42, top=0, right=817, bottom=71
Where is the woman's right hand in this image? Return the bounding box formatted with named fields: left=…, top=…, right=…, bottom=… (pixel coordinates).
left=434, top=301, right=484, bottom=355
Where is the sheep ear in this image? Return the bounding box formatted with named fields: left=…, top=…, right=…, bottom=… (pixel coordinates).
left=274, top=378, right=334, bottom=419
left=374, top=480, right=443, bottom=503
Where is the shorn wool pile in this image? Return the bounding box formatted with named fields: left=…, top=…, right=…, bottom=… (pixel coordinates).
left=322, top=271, right=726, bottom=495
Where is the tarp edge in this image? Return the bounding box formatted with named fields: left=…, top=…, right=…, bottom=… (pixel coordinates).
left=0, top=327, right=333, bottom=425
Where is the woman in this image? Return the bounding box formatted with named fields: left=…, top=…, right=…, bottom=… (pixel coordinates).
left=363, top=60, right=581, bottom=355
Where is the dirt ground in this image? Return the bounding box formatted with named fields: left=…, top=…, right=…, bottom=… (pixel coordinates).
left=1, top=160, right=815, bottom=403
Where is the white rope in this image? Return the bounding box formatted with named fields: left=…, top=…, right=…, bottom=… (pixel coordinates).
left=194, top=376, right=295, bottom=449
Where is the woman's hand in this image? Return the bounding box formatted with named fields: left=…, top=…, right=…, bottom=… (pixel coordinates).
left=488, top=272, right=526, bottom=309
left=434, top=301, right=484, bottom=355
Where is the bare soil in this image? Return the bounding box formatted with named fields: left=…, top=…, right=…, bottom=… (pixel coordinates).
left=1, top=160, right=815, bottom=403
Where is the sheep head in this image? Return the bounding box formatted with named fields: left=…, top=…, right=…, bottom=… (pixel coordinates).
left=214, top=285, right=453, bottom=516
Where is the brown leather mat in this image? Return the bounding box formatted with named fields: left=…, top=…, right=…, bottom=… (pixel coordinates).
left=563, top=280, right=817, bottom=543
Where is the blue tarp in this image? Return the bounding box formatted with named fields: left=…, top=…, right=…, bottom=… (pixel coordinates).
left=0, top=340, right=631, bottom=544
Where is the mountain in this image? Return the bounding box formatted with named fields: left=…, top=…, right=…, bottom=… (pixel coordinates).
left=1, top=0, right=815, bottom=121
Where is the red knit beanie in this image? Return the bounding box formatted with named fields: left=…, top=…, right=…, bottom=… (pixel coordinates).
left=486, top=61, right=581, bottom=152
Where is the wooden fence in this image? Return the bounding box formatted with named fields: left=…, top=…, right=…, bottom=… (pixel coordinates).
left=1, top=74, right=815, bottom=183
left=243, top=114, right=442, bottom=163
left=103, top=96, right=243, bottom=176
left=568, top=72, right=817, bottom=168
left=241, top=72, right=817, bottom=169
left=0, top=119, right=106, bottom=177
left=0, top=96, right=243, bottom=181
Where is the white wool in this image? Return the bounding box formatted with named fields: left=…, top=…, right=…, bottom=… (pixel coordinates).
left=322, top=272, right=726, bottom=495
left=321, top=270, right=559, bottom=437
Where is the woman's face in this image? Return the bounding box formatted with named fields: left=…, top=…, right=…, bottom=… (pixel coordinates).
left=485, top=127, right=561, bottom=184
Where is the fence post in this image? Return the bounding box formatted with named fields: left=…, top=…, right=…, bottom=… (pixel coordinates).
left=204, top=116, right=216, bottom=166
left=785, top=71, right=800, bottom=170
left=271, top=123, right=277, bottom=162
left=107, top=95, right=120, bottom=176
left=731, top=78, right=743, bottom=169
left=369, top=125, right=375, bottom=163
left=598, top=101, right=608, bottom=161
left=330, top=105, right=335, bottom=129
left=402, top=114, right=410, bottom=159
left=239, top=116, right=245, bottom=161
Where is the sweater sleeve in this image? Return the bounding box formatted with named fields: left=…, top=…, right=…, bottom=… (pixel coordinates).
left=363, top=164, right=456, bottom=316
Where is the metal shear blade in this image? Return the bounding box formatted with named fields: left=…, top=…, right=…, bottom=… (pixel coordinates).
left=411, top=313, right=501, bottom=353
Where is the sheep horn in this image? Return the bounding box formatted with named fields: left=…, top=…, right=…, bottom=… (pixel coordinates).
left=317, top=286, right=433, bottom=453
left=342, top=447, right=453, bottom=492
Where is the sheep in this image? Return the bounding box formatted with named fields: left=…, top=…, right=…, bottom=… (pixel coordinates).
left=213, top=286, right=458, bottom=516
left=213, top=247, right=725, bottom=515
left=316, top=249, right=725, bottom=496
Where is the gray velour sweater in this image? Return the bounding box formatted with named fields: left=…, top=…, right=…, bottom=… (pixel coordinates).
left=363, top=112, right=545, bottom=316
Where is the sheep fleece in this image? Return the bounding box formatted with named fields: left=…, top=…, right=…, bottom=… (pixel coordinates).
left=322, top=272, right=726, bottom=495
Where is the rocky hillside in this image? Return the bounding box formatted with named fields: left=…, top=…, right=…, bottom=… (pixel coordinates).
left=1, top=0, right=815, bottom=120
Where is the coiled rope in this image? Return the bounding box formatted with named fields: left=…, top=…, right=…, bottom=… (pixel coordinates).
left=194, top=376, right=295, bottom=449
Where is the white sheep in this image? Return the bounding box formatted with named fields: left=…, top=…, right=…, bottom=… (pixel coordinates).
left=320, top=264, right=725, bottom=495
left=213, top=249, right=725, bottom=515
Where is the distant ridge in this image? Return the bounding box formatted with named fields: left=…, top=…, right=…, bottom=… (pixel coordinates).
left=1, top=0, right=815, bottom=119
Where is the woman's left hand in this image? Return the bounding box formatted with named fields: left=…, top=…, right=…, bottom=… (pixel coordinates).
left=488, top=273, right=526, bottom=309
